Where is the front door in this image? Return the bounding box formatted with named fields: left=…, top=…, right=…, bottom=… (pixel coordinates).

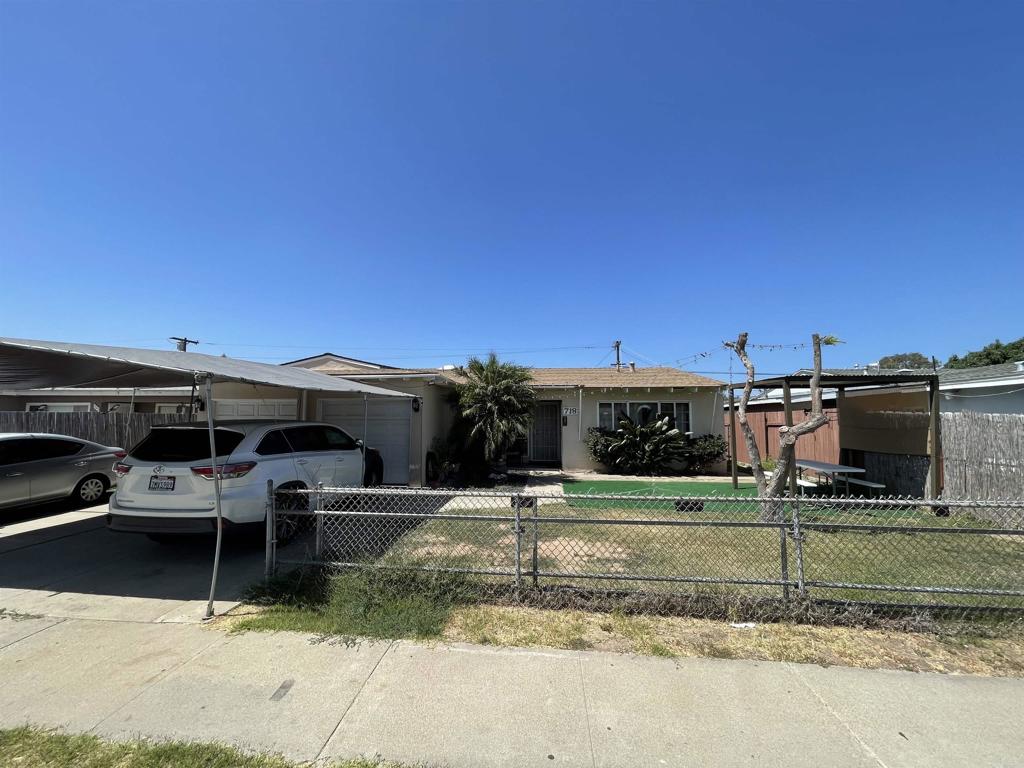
left=528, top=401, right=561, bottom=464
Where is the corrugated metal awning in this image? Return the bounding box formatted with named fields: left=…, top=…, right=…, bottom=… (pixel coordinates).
left=0, top=337, right=411, bottom=397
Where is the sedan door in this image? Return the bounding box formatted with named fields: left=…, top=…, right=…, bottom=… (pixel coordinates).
left=21, top=437, right=89, bottom=502
left=0, top=439, right=34, bottom=507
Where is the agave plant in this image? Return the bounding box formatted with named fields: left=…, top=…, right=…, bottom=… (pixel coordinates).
left=594, top=414, right=689, bottom=475
left=456, top=353, right=536, bottom=468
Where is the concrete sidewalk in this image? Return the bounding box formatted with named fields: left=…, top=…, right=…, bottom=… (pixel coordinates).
left=1, top=613, right=1021, bottom=768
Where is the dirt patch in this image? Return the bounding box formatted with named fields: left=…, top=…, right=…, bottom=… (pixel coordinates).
left=402, top=532, right=514, bottom=567
left=537, top=537, right=630, bottom=572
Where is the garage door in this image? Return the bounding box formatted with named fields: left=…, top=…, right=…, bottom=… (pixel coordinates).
left=213, top=399, right=298, bottom=419
left=318, top=398, right=411, bottom=485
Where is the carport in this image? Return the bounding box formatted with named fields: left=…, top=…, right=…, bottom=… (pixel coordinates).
left=0, top=336, right=411, bottom=618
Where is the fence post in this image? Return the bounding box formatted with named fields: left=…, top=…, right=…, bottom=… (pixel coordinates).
left=529, top=496, right=539, bottom=588
left=792, top=494, right=807, bottom=599
left=314, top=482, right=324, bottom=560
left=264, top=479, right=275, bottom=581
left=512, top=494, right=522, bottom=593
left=778, top=496, right=790, bottom=602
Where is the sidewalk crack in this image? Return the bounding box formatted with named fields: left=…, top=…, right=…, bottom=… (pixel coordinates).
left=785, top=663, right=889, bottom=768
left=577, top=657, right=598, bottom=768
left=315, top=639, right=394, bottom=761
left=88, top=630, right=231, bottom=733
left=0, top=616, right=66, bottom=652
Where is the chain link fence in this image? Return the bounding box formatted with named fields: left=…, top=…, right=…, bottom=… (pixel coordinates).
left=264, top=484, right=1024, bottom=623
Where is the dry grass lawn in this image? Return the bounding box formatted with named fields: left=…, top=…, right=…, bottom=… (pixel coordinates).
left=443, top=604, right=1024, bottom=676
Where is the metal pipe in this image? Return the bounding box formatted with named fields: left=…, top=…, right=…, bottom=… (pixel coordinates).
left=264, top=479, right=274, bottom=581
left=361, top=394, right=368, bottom=485
left=204, top=375, right=224, bottom=620
left=778, top=526, right=790, bottom=601
left=791, top=496, right=806, bottom=598
left=513, top=495, right=522, bottom=591
left=578, top=387, right=583, bottom=441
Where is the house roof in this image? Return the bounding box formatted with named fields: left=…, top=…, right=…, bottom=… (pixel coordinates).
left=283, top=353, right=402, bottom=371
left=527, top=367, right=723, bottom=389
left=739, top=361, right=1024, bottom=405
left=0, top=338, right=412, bottom=398
left=289, top=355, right=723, bottom=390
left=795, top=363, right=1024, bottom=387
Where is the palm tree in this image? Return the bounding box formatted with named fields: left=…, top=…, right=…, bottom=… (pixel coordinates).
left=457, top=353, right=536, bottom=469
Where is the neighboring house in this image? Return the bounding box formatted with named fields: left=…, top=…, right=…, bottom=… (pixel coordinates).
left=1, top=353, right=725, bottom=484
left=509, top=365, right=724, bottom=471
left=288, top=355, right=725, bottom=478
left=725, top=361, right=1024, bottom=495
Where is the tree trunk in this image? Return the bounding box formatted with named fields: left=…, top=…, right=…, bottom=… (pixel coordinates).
left=726, top=333, right=831, bottom=522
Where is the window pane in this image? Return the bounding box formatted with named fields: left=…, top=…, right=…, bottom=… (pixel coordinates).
left=255, top=430, right=292, bottom=456
left=598, top=403, right=614, bottom=431
left=676, top=403, right=692, bottom=434
left=285, top=426, right=329, bottom=452
left=628, top=402, right=658, bottom=425
left=31, top=439, right=85, bottom=459
left=657, top=403, right=676, bottom=428
left=324, top=427, right=359, bottom=451
left=131, top=428, right=244, bottom=461
left=614, top=403, right=630, bottom=427
left=0, top=438, right=43, bottom=464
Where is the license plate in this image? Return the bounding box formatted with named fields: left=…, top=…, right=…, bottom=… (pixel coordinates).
left=149, top=475, right=176, bottom=492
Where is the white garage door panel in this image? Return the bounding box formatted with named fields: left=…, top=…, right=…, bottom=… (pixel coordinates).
left=319, top=399, right=411, bottom=485
left=214, top=399, right=298, bottom=419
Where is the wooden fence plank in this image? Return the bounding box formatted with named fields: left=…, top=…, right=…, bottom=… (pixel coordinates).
left=0, top=411, right=190, bottom=450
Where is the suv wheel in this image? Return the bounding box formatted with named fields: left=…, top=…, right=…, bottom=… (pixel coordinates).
left=273, top=484, right=308, bottom=544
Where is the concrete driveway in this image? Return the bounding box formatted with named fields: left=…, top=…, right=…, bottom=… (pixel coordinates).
left=0, top=499, right=265, bottom=623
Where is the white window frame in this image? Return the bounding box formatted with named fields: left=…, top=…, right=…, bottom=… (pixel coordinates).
left=596, top=400, right=692, bottom=433
left=155, top=403, right=189, bottom=415
left=25, top=402, right=93, bottom=413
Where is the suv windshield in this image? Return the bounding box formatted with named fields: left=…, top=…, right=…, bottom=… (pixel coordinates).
left=130, top=428, right=245, bottom=462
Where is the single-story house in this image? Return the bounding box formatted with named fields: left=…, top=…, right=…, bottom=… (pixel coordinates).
left=1, top=353, right=725, bottom=485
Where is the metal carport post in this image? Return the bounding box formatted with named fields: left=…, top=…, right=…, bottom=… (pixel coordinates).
left=0, top=337, right=412, bottom=619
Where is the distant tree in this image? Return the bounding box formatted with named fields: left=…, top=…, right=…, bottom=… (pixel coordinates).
left=946, top=337, right=1024, bottom=369
left=877, top=352, right=932, bottom=369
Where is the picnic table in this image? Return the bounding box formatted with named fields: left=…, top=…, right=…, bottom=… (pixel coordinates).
left=795, top=459, right=865, bottom=495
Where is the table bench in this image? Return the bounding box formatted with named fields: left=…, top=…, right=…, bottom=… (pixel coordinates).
left=845, top=477, right=886, bottom=496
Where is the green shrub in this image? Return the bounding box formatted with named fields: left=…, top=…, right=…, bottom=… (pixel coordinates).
left=684, top=434, right=728, bottom=473
left=586, top=414, right=688, bottom=475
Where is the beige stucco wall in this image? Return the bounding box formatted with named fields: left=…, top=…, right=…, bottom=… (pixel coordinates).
left=839, top=389, right=930, bottom=455
left=306, top=377, right=455, bottom=487
left=538, top=386, right=725, bottom=471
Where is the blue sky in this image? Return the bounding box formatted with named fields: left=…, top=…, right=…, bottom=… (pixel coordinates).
left=1, top=0, right=1021, bottom=379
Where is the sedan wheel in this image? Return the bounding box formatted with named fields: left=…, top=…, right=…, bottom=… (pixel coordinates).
left=77, top=477, right=107, bottom=503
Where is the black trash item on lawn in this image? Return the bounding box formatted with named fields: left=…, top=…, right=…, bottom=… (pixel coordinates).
left=674, top=498, right=705, bottom=514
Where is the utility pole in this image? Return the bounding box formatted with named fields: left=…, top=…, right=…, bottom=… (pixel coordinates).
left=613, top=340, right=622, bottom=371
left=170, top=336, right=199, bottom=351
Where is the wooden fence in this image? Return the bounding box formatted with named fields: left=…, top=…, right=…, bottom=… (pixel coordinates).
left=942, top=412, right=1024, bottom=501
left=0, top=411, right=191, bottom=450
left=725, top=406, right=840, bottom=466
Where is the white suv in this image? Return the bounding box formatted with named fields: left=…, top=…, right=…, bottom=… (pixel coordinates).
left=107, top=421, right=383, bottom=538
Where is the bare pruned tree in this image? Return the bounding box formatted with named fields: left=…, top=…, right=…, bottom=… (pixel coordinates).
left=725, top=332, right=836, bottom=520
